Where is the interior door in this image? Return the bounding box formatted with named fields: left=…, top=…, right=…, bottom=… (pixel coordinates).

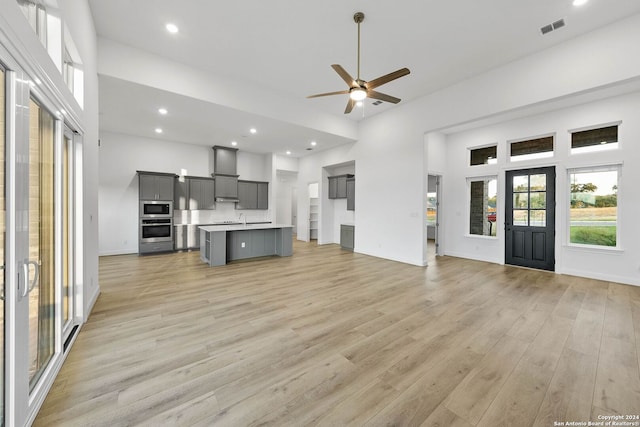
left=505, top=166, right=556, bottom=271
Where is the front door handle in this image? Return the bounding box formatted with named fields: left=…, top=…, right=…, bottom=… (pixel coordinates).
left=21, top=260, right=40, bottom=298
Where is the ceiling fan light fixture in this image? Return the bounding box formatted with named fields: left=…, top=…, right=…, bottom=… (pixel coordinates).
left=350, top=88, right=367, bottom=101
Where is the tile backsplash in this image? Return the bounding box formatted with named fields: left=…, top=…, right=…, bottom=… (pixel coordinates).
left=174, top=203, right=270, bottom=225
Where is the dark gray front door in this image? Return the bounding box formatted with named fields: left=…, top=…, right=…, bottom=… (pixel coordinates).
left=505, top=167, right=555, bottom=271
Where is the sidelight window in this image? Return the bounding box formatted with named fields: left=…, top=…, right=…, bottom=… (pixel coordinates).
left=469, top=177, right=497, bottom=236
left=568, top=167, right=619, bottom=247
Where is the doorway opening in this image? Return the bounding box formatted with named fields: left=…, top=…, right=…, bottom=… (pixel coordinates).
left=427, top=174, right=442, bottom=263
left=308, top=182, right=319, bottom=241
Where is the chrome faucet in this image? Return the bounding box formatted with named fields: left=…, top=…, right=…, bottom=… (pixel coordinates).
left=239, top=213, right=246, bottom=225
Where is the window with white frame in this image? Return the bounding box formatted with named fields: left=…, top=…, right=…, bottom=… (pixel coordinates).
left=510, top=136, right=554, bottom=162
left=568, top=166, right=619, bottom=247
left=570, top=125, right=619, bottom=154
left=469, top=145, right=497, bottom=166
left=469, top=177, right=498, bottom=236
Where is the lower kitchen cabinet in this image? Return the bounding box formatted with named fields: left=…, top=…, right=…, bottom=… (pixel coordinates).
left=174, top=225, right=201, bottom=250
left=340, top=224, right=355, bottom=251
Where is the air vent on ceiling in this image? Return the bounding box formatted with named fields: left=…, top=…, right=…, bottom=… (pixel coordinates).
left=541, top=18, right=565, bottom=35
left=372, top=100, right=383, bottom=106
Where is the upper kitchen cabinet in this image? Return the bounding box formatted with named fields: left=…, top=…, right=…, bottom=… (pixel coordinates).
left=346, top=177, right=355, bottom=211
left=189, top=178, right=216, bottom=210
left=214, top=174, right=239, bottom=201
left=212, top=146, right=239, bottom=202
left=176, top=176, right=216, bottom=210
left=328, top=174, right=354, bottom=199
left=213, top=145, right=238, bottom=175
left=237, top=180, right=269, bottom=210
left=257, top=182, right=269, bottom=209
left=138, top=171, right=176, bottom=201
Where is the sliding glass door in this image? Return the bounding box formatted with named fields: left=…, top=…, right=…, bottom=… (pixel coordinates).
left=27, top=98, right=56, bottom=390
left=1, top=63, right=6, bottom=427
left=0, top=49, right=80, bottom=425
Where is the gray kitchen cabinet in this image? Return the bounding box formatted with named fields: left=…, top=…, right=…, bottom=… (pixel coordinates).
left=138, top=171, right=176, bottom=201
left=346, top=177, right=355, bottom=211
left=174, top=179, right=189, bottom=210
left=215, top=174, right=239, bottom=199
left=328, top=174, right=354, bottom=199
left=257, top=182, right=269, bottom=209
left=340, top=224, right=355, bottom=251
left=237, top=180, right=258, bottom=209
left=213, top=145, right=238, bottom=175
left=237, top=180, right=269, bottom=210
left=175, top=224, right=201, bottom=251
left=328, top=177, right=338, bottom=199
left=175, top=177, right=215, bottom=210
left=189, top=178, right=215, bottom=210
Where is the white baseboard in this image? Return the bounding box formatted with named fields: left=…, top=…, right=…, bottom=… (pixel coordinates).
left=99, top=248, right=138, bottom=256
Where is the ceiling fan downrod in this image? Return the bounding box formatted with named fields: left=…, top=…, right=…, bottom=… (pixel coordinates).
left=354, top=12, right=364, bottom=82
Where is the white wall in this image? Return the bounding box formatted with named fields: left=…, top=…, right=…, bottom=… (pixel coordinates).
left=275, top=171, right=297, bottom=226
left=339, top=13, right=640, bottom=269
left=442, top=90, right=640, bottom=285
left=98, top=132, right=271, bottom=255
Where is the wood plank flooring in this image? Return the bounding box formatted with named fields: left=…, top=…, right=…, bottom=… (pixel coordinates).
left=34, top=240, right=640, bottom=426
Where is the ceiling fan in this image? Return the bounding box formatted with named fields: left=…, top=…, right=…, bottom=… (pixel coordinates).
left=307, top=12, right=410, bottom=114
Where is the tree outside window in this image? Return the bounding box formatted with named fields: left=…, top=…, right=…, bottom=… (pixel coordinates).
left=569, top=169, right=618, bottom=247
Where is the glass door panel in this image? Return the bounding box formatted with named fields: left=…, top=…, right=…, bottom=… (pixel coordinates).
left=62, top=129, right=72, bottom=338
left=27, top=98, right=56, bottom=389
left=1, top=65, right=5, bottom=427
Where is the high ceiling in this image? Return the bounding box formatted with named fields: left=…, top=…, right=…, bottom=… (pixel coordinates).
left=88, top=0, right=640, bottom=156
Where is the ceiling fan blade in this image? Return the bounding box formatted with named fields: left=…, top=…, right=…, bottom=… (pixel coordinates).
left=367, top=90, right=401, bottom=104
left=344, top=98, right=356, bottom=114
left=307, top=90, right=350, bottom=99
left=365, top=68, right=410, bottom=90
left=332, top=64, right=357, bottom=87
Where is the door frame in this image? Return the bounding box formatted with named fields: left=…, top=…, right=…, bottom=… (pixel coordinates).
left=505, top=166, right=556, bottom=271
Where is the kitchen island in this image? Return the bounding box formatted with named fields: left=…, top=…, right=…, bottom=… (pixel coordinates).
left=199, top=223, right=293, bottom=266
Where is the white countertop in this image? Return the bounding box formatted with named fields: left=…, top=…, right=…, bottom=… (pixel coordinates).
left=199, top=223, right=293, bottom=232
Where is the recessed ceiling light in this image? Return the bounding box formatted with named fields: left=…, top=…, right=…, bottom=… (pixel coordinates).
left=166, top=23, right=179, bottom=34
left=286, top=150, right=291, bottom=155
left=250, top=128, right=257, bottom=134
left=231, top=141, right=237, bottom=146
left=155, top=128, right=163, bottom=134
left=573, top=0, right=588, bottom=6
left=158, top=108, right=168, bottom=115
left=310, top=141, right=317, bottom=146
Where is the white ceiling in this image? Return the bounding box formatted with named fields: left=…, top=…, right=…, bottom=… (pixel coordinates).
left=88, top=0, right=640, bottom=156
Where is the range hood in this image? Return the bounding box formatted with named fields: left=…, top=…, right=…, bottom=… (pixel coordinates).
left=212, top=146, right=239, bottom=202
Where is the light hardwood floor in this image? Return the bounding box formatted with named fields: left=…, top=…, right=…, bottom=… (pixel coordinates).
left=35, top=240, right=640, bottom=426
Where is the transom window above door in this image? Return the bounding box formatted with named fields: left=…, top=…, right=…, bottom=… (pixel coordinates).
left=510, top=136, right=554, bottom=162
